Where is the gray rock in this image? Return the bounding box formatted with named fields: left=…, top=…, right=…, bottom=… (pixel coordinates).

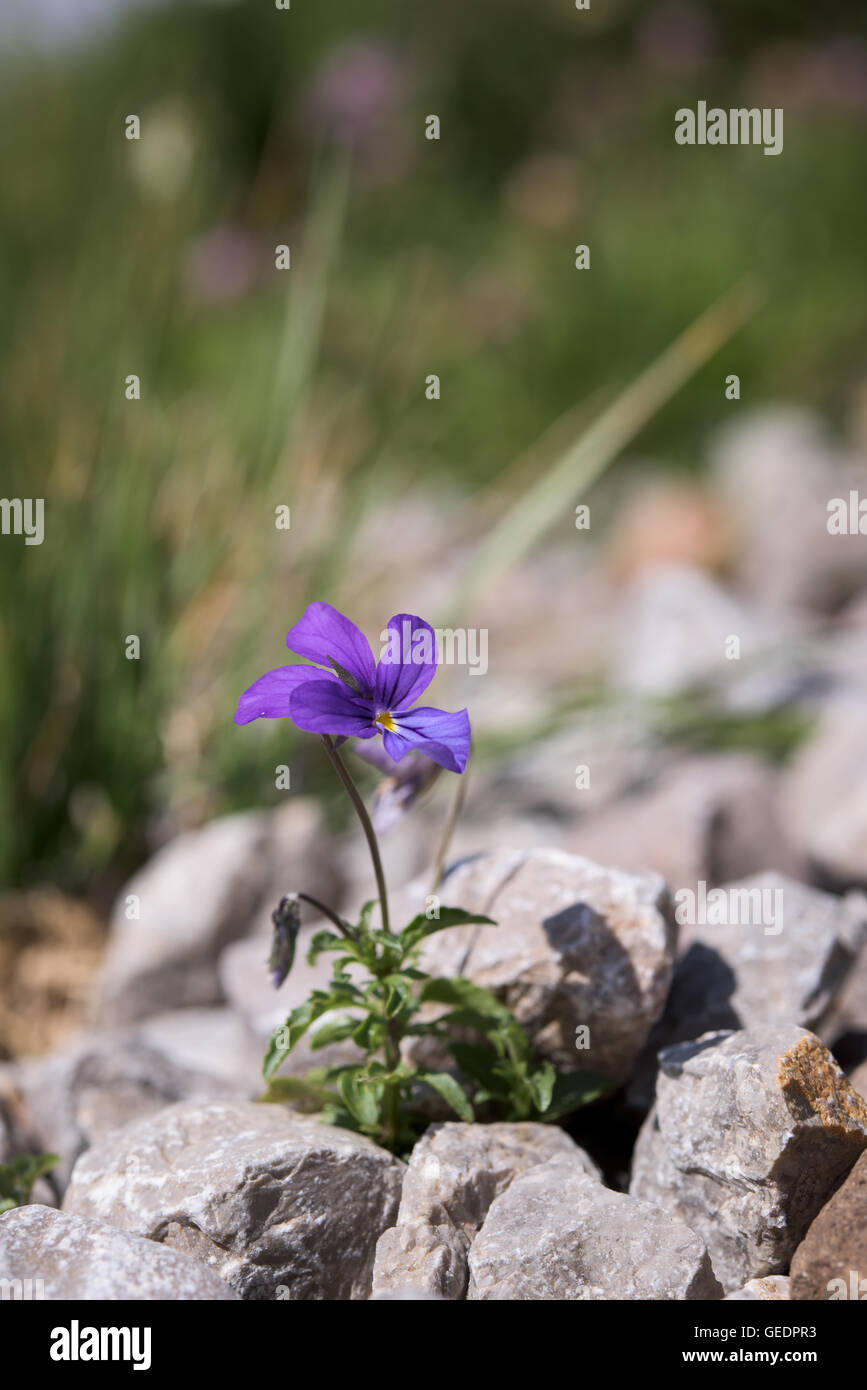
left=372, top=1219, right=468, bottom=1300
left=468, top=1156, right=722, bottom=1300
left=371, top=1121, right=600, bottom=1299
left=725, top=1276, right=790, bottom=1301
left=418, top=848, right=677, bottom=1081
left=0, top=1204, right=238, bottom=1300
left=63, top=1100, right=404, bottom=1300
left=822, top=944, right=867, bottom=1043
left=851, top=1057, right=867, bottom=1101
left=96, top=800, right=339, bottom=1025
left=368, top=1285, right=444, bottom=1301
left=630, top=1025, right=867, bottom=1292
left=566, top=756, right=802, bottom=895
left=18, top=1028, right=238, bottom=1192
left=609, top=563, right=801, bottom=710
left=629, top=875, right=867, bottom=1109
left=218, top=927, right=364, bottom=1079
left=136, top=1008, right=262, bottom=1091
left=782, top=698, right=867, bottom=891
left=710, top=407, right=867, bottom=613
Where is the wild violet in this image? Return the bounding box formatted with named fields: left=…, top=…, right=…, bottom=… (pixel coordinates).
left=236, top=603, right=604, bottom=1154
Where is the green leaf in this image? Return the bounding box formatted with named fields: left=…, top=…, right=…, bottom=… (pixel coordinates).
left=400, top=908, right=496, bottom=953
left=383, top=976, right=413, bottom=1019
left=448, top=1041, right=511, bottom=1098
left=263, top=993, right=335, bottom=1079
left=309, top=1015, right=358, bottom=1050
left=417, top=1072, right=474, bottom=1123
left=419, top=975, right=512, bottom=1024
left=543, top=1070, right=610, bottom=1121
left=527, top=1061, right=556, bottom=1114
left=351, top=1013, right=385, bottom=1051
left=306, top=930, right=353, bottom=965
left=338, top=1070, right=382, bottom=1130
left=258, top=1075, right=336, bottom=1108
left=0, top=1152, right=59, bottom=1208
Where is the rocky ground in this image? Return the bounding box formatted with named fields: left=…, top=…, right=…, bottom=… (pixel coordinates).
left=3, top=407, right=867, bottom=1300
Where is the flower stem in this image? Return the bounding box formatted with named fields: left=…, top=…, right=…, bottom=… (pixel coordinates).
left=320, top=736, right=391, bottom=934
left=429, top=752, right=471, bottom=895
left=296, top=891, right=355, bottom=942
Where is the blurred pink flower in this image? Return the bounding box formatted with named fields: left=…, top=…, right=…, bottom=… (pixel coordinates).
left=184, top=225, right=259, bottom=304
left=636, top=3, right=717, bottom=75
left=302, top=38, right=413, bottom=184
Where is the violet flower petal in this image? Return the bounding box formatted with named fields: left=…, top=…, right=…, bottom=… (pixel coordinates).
left=234, top=664, right=336, bottom=726
left=288, top=678, right=378, bottom=737
left=381, top=705, right=470, bottom=773
left=285, top=601, right=377, bottom=696
left=375, top=612, right=438, bottom=712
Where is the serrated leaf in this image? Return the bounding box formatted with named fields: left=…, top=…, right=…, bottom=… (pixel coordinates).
left=417, top=1071, right=474, bottom=1123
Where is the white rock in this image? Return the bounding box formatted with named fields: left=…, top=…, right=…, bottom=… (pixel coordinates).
left=418, top=848, right=677, bottom=1081
left=468, top=1156, right=722, bottom=1300
left=0, top=1204, right=238, bottom=1300
left=630, top=1025, right=867, bottom=1293
left=371, top=1121, right=600, bottom=1299
left=63, top=1100, right=404, bottom=1299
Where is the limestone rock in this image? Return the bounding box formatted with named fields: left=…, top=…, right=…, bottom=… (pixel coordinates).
left=96, top=800, right=339, bottom=1025
left=566, top=756, right=802, bottom=895
left=0, top=1204, right=238, bottom=1300
left=726, top=1276, right=791, bottom=1301
left=710, top=407, right=867, bottom=613
left=782, top=698, right=867, bottom=891
left=63, top=1100, right=403, bottom=1300
left=18, top=1028, right=237, bottom=1192
left=371, top=1121, right=599, bottom=1299
left=418, top=848, right=677, bottom=1080
left=629, top=876, right=867, bottom=1109
left=609, top=563, right=801, bottom=710
left=468, top=1157, right=722, bottom=1300
left=630, top=1025, right=867, bottom=1292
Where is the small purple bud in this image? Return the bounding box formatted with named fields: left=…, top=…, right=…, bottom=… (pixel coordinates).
left=269, top=894, right=301, bottom=988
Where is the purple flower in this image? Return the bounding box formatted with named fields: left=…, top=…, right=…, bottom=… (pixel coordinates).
left=234, top=603, right=470, bottom=774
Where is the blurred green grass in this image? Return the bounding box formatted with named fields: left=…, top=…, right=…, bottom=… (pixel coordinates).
left=1, top=0, right=866, bottom=895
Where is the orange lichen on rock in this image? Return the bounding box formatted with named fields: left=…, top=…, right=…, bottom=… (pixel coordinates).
left=777, top=1031, right=867, bottom=1136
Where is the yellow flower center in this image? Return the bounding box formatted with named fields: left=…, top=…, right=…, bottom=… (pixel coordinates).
left=376, top=711, right=398, bottom=733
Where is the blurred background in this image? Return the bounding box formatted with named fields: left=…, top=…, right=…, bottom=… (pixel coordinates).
left=2, top=0, right=867, bottom=1058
